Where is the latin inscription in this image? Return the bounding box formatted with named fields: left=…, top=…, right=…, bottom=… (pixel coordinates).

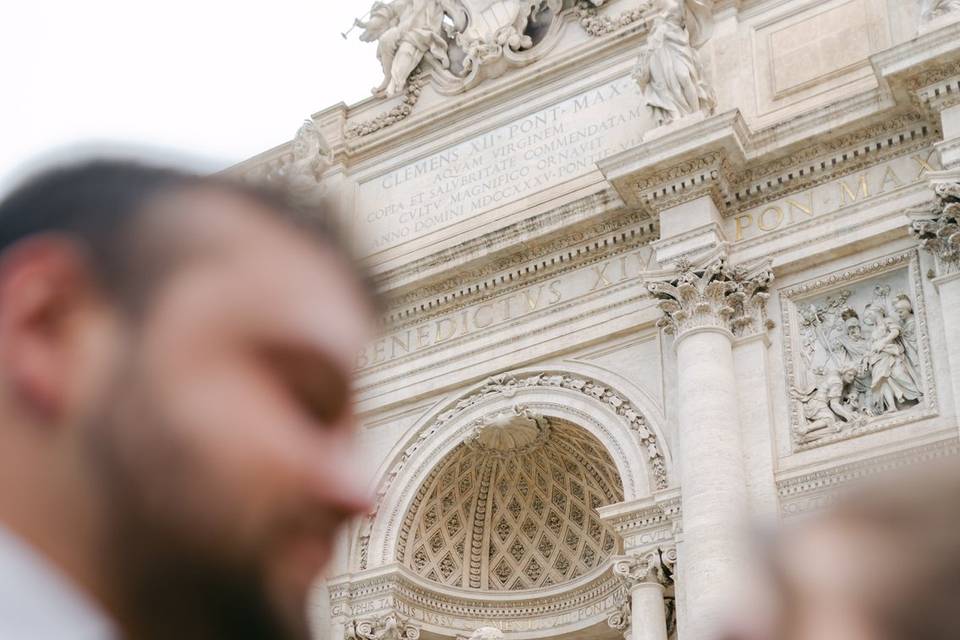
left=357, top=246, right=656, bottom=369
left=359, top=75, right=654, bottom=254
left=731, top=150, right=939, bottom=241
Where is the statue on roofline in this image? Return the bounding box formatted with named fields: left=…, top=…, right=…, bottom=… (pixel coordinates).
left=633, top=0, right=716, bottom=127
left=354, top=0, right=467, bottom=98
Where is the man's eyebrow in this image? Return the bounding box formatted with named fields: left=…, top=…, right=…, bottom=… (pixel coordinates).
left=261, top=341, right=352, bottom=422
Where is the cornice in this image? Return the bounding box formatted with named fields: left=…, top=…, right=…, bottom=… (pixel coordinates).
left=328, top=561, right=624, bottom=635
left=776, top=436, right=960, bottom=517
left=596, top=25, right=960, bottom=219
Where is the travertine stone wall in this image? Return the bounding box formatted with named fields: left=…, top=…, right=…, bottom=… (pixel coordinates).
left=232, top=2, right=960, bottom=639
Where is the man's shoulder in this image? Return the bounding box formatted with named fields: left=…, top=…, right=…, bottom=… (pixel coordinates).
left=0, top=527, right=116, bottom=640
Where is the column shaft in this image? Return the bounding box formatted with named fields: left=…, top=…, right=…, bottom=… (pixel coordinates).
left=631, top=583, right=668, bottom=640
left=733, top=335, right=779, bottom=524
left=675, top=328, right=747, bottom=640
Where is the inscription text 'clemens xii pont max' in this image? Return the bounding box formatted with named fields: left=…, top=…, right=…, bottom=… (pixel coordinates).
left=359, top=75, right=654, bottom=254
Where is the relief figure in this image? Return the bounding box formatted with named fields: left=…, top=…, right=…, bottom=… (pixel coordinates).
left=861, top=303, right=921, bottom=415
left=792, top=368, right=863, bottom=444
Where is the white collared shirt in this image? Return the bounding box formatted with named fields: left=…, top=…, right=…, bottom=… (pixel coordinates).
left=0, top=526, right=116, bottom=640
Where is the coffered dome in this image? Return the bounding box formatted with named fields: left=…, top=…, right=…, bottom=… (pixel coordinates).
left=397, top=412, right=624, bottom=592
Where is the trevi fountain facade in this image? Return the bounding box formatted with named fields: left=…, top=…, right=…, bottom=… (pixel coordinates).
left=231, top=1, right=960, bottom=638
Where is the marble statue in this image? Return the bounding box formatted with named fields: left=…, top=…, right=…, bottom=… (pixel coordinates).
left=633, top=0, right=716, bottom=127
left=920, top=0, right=960, bottom=22
left=244, top=119, right=333, bottom=205
left=282, top=120, right=333, bottom=195
left=356, top=0, right=467, bottom=97
left=792, top=280, right=924, bottom=444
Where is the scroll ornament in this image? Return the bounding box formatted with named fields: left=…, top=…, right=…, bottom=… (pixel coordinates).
left=908, top=180, right=960, bottom=276
left=346, top=613, right=421, bottom=640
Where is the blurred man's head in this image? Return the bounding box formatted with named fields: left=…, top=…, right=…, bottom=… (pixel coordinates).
left=726, top=463, right=960, bottom=640
left=0, top=160, right=376, bottom=639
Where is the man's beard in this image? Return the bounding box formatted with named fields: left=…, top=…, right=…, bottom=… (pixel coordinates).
left=82, top=364, right=309, bottom=640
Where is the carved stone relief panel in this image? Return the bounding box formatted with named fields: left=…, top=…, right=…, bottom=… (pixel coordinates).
left=781, top=251, right=937, bottom=450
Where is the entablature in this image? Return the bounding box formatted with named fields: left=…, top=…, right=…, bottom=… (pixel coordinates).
left=328, top=561, right=625, bottom=638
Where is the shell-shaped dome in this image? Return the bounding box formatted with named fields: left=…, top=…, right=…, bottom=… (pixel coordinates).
left=397, top=416, right=624, bottom=591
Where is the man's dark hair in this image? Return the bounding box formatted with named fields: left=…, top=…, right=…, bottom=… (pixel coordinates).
left=0, top=159, right=374, bottom=313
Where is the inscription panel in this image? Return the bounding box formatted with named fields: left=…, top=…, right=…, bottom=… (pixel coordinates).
left=357, top=245, right=656, bottom=370
left=358, top=75, right=654, bottom=255
left=729, top=149, right=940, bottom=242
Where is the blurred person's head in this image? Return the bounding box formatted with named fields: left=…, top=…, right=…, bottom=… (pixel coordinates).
left=0, top=159, right=377, bottom=639
left=724, top=463, right=960, bottom=640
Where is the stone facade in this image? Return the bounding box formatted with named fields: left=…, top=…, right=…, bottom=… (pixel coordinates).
left=232, top=1, right=960, bottom=639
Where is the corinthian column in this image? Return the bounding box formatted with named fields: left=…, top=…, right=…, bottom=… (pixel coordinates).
left=910, top=173, right=960, bottom=420
left=646, top=257, right=774, bottom=640
left=611, top=549, right=677, bottom=640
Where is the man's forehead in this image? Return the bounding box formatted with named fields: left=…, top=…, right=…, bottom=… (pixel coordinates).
left=150, top=187, right=374, bottom=359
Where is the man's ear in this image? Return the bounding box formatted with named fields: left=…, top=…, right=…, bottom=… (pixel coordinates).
left=0, top=236, right=111, bottom=425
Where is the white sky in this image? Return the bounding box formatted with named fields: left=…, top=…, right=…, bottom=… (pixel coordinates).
left=0, top=2, right=381, bottom=192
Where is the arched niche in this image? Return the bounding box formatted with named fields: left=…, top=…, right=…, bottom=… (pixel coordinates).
left=358, top=368, right=672, bottom=572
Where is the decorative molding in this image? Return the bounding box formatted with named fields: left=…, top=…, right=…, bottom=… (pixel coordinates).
left=358, top=371, right=669, bottom=571
left=907, top=59, right=960, bottom=114
left=599, top=492, right=683, bottom=551
left=645, top=254, right=775, bottom=338
left=346, top=72, right=428, bottom=140
left=347, top=612, right=421, bottom=640
left=777, top=436, right=960, bottom=517
left=330, top=562, right=623, bottom=635
left=908, top=176, right=960, bottom=275
left=611, top=547, right=676, bottom=589
left=576, top=0, right=650, bottom=38
left=379, top=208, right=651, bottom=329
left=780, top=250, right=939, bottom=451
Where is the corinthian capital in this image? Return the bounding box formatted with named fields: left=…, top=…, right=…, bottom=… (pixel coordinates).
left=612, top=547, right=677, bottom=589
left=349, top=613, right=420, bottom=640
left=909, top=178, right=960, bottom=276
left=645, top=256, right=775, bottom=338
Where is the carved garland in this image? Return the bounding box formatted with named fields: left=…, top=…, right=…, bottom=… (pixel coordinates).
left=575, top=0, right=650, bottom=38
left=358, top=372, right=669, bottom=570
left=346, top=71, right=428, bottom=140
left=780, top=250, right=938, bottom=451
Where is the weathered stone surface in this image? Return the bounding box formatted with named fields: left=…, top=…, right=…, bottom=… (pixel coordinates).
left=229, top=3, right=960, bottom=639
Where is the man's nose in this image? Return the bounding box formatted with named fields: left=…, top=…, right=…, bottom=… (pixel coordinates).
left=309, top=438, right=375, bottom=517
